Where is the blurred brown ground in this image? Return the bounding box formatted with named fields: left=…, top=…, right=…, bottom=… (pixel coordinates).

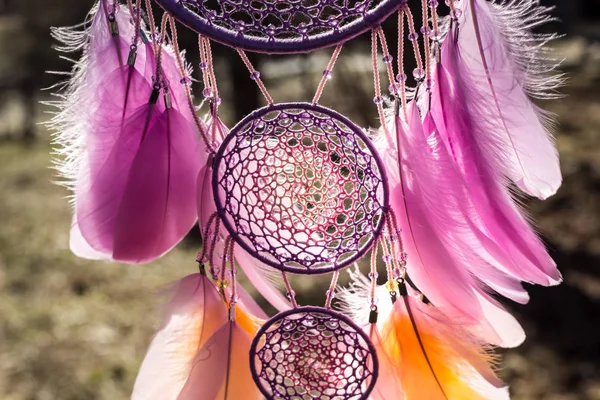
left=1, top=1, right=600, bottom=399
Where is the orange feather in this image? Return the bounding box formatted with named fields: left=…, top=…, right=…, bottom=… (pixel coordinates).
left=379, top=293, right=509, bottom=400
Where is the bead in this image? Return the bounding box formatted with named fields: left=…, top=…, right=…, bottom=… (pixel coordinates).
left=413, top=68, right=425, bottom=80
left=396, top=73, right=408, bottom=83
left=202, top=87, right=213, bottom=98
left=420, top=26, right=431, bottom=36
left=180, top=76, right=192, bottom=85
left=388, top=83, right=400, bottom=95
left=372, top=96, right=383, bottom=104
left=450, top=8, right=463, bottom=19
left=382, top=254, right=392, bottom=263
left=382, top=55, right=393, bottom=64
left=250, top=71, right=261, bottom=80
left=368, top=271, right=379, bottom=279
left=286, top=290, right=296, bottom=299
left=322, top=69, right=332, bottom=80
left=199, top=61, right=208, bottom=70
left=408, top=31, right=419, bottom=41
left=216, top=279, right=229, bottom=289
left=429, top=0, right=439, bottom=7
left=385, top=279, right=399, bottom=292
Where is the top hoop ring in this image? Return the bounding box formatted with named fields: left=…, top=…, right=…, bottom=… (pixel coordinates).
left=153, top=0, right=403, bottom=54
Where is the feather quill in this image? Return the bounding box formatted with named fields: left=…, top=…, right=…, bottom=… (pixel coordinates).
left=452, top=0, right=562, bottom=199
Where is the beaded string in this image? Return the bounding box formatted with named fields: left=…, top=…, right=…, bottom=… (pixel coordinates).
left=227, top=239, right=239, bottom=316
left=369, top=243, right=379, bottom=312
left=375, top=28, right=396, bottom=98
left=236, top=49, right=274, bottom=105
left=396, top=10, right=409, bottom=119
left=197, top=211, right=219, bottom=274
left=168, top=17, right=215, bottom=152
left=324, top=270, right=340, bottom=309
left=281, top=271, right=298, bottom=308
left=144, top=0, right=158, bottom=54
left=202, top=38, right=219, bottom=101
left=421, top=0, right=432, bottom=83
left=371, top=29, right=391, bottom=142
left=208, top=217, right=222, bottom=280
left=312, top=44, right=343, bottom=105
left=403, top=5, right=425, bottom=82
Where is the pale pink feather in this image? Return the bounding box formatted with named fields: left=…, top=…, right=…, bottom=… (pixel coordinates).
left=379, top=102, right=524, bottom=346
left=432, top=30, right=561, bottom=287
left=132, top=274, right=227, bottom=400
left=453, top=0, right=561, bottom=199
left=177, top=321, right=261, bottom=400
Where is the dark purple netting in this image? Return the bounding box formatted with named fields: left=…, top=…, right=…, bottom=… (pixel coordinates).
left=249, top=307, right=379, bottom=400
left=153, top=0, right=402, bottom=54
left=212, top=103, right=388, bottom=274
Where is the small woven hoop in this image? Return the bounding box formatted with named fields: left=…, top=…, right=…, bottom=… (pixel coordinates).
left=212, top=103, right=389, bottom=275
left=153, top=0, right=402, bottom=54
left=249, top=306, right=379, bottom=400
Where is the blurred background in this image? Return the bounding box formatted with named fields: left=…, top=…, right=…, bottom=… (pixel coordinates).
left=0, top=0, right=599, bottom=399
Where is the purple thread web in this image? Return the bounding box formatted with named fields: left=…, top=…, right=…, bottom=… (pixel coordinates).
left=250, top=307, right=378, bottom=400
left=212, top=103, right=388, bottom=274
left=153, top=0, right=402, bottom=53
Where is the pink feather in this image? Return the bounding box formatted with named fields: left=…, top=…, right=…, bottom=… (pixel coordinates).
left=431, top=25, right=561, bottom=287
left=378, top=102, right=524, bottom=347
left=452, top=0, right=561, bottom=199
left=132, top=274, right=227, bottom=400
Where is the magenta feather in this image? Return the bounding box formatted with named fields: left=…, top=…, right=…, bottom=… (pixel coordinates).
left=452, top=0, right=562, bottom=199
left=132, top=273, right=227, bottom=400
left=378, top=102, right=524, bottom=347
left=110, top=107, right=202, bottom=262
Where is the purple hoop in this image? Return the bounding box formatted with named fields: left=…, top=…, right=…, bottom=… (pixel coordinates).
left=212, top=103, right=389, bottom=275
left=249, top=306, right=379, bottom=400
left=153, top=0, right=403, bottom=54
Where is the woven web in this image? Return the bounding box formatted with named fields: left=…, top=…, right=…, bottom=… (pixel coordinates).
left=214, top=105, right=386, bottom=274
left=251, top=308, right=376, bottom=400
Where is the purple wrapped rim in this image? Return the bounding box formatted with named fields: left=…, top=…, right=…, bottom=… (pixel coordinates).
left=249, top=306, right=379, bottom=400
left=212, top=102, right=389, bottom=275
left=153, top=0, right=403, bottom=54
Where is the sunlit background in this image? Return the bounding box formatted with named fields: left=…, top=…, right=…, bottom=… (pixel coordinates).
left=0, top=0, right=599, bottom=399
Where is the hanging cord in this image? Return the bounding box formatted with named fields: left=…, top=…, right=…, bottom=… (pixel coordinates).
left=208, top=217, right=222, bottom=280
left=371, top=29, right=392, bottom=143
left=312, top=44, right=343, bottom=105
left=168, top=16, right=215, bottom=153
left=421, top=0, right=432, bottom=83
left=324, top=270, right=340, bottom=309
left=375, top=28, right=396, bottom=98
left=144, top=0, right=158, bottom=54
left=236, top=49, right=274, bottom=105
left=403, top=4, right=425, bottom=82
left=281, top=272, right=298, bottom=308
left=197, top=212, right=219, bottom=275
left=219, top=235, right=234, bottom=289
left=397, top=10, right=409, bottom=119
left=369, top=243, right=379, bottom=311
left=227, top=240, right=239, bottom=321
left=202, top=38, right=219, bottom=100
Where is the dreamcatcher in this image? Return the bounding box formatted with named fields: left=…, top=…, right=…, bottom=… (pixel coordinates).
left=49, top=0, right=563, bottom=398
